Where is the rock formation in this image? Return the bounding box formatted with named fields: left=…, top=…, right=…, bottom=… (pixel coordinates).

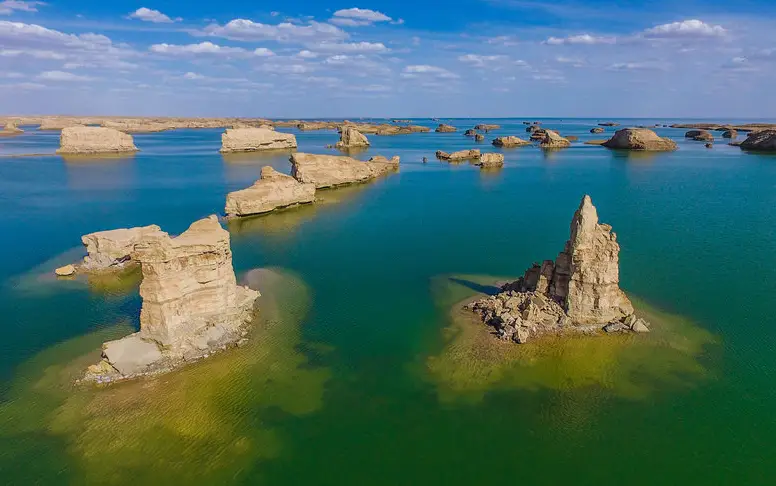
left=602, top=128, right=678, bottom=151
left=590, top=127, right=605, bottom=134
left=464, top=129, right=478, bottom=137
left=0, top=121, right=23, bottom=136
left=539, top=130, right=571, bottom=149
left=685, top=130, right=713, bottom=141
left=81, top=225, right=163, bottom=271
left=469, top=195, right=645, bottom=344
left=220, top=127, right=297, bottom=153
left=56, top=126, right=138, bottom=155
left=740, top=130, right=776, bottom=151
left=526, top=125, right=542, bottom=133
left=335, top=126, right=370, bottom=149
left=55, top=265, right=76, bottom=277
left=474, top=124, right=500, bottom=131
left=435, top=124, right=457, bottom=133
left=475, top=153, right=504, bottom=168
left=475, top=133, right=485, bottom=142
left=225, top=166, right=316, bottom=217
left=290, top=153, right=399, bottom=188
left=435, top=149, right=481, bottom=161
left=598, top=122, right=619, bottom=127
left=722, top=129, right=738, bottom=139
left=492, top=136, right=531, bottom=147
left=87, top=216, right=260, bottom=380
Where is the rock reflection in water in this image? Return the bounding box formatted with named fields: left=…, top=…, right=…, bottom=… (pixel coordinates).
left=63, top=154, right=136, bottom=191
left=425, top=274, right=718, bottom=404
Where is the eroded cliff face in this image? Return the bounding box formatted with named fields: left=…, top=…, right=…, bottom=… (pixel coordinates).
left=290, top=153, right=399, bottom=189
left=470, top=195, right=646, bottom=344
left=335, top=126, right=370, bottom=148
left=602, top=128, right=677, bottom=151
left=81, top=225, right=162, bottom=270
left=56, top=126, right=138, bottom=155
left=225, top=166, right=316, bottom=217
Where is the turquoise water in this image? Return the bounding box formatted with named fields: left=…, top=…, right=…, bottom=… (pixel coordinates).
left=1, top=119, right=776, bottom=484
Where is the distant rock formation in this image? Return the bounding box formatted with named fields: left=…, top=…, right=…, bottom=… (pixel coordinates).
left=685, top=130, right=713, bottom=141
left=435, top=149, right=481, bottom=161
left=220, top=127, right=297, bottom=153
left=335, top=126, right=370, bottom=149
left=722, top=129, right=738, bottom=139
left=526, top=125, right=542, bottom=133
left=469, top=195, right=646, bottom=344
left=56, top=126, right=138, bottom=155
left=475, top=133, right=485, bottom=142
left=225, top=166, right=316, bottom=217
left=0, top=121, right=23, bottom=136
left=474, top=124, right=500, bottom=131
left=598, top=122, right=619, bottom=127
left=590, top=127, right=605, bottom=134
left=435, top=124, right=457, bottom=133
left=585, top=140, right=608, bottom=146
left=475, top=153, right=504, bottom=168
left=492, top=136, right=530, bottom=147
left=290, top=153, right=399, bottom=188
left=81, top=225, right=163, bottom=271
left=740, top=130, right=776, bottom=151
left=87, top=216, right=259, bottom=380
left=602, top=128, right=677, bottom=151
left=539, top=130, right=571, bottom=149
left=39, top=118, right=86, bottom=130
left=464, top=129, right=478, bottom=137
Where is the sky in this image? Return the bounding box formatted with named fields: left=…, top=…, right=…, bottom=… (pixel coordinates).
left=0, top=0, right=774, bottom=118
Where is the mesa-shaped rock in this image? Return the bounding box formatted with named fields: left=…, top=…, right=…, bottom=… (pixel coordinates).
left=220, top=127, right=297, bottom=153
left=539, top=130, right=571, bottom=149
left=474, top=124, right=500, bottom=131
left=435, top=124, right=457, bottom=133
left=290, top=153, right=399, bottom=189
left=225, top=166, right=316, bottom=217
left=475, top=153, right=504, bottom=168
left=492, top=136, right=530, bottom=147
left=602, top=128, right=677, bottom=151
left=469, top=195, right=644, bottom=344
left=56, top=126, right=138, bottom=155
left=0, top=121, right=23, bottom=136
left=740, top=130, right=776, bottom=151
left=81, top=225, right=163, bottom=271
left=336, top=126, right=370, bottom=149
left=435, top=149, right=481, bottom=161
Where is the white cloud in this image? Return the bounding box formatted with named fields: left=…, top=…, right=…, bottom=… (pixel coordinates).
left=149, top=41, right=272, bottom=57
left=256, top=62, right=312, bottom=74
left=458, top=54, right=507, bottom=66
left=330, top=8, right=392, bottom=26
left=0, top=1, right=45, bottom=15
left=182, top=71, right=205, bottom=80
left=402, top=64, right=459, bottom=79
left=36, top=70, right=92, bottom=81
left=487, top=35, right=519, bottom=46
left=295, top=49, right=318, bottom=59
left=311, top=41, right=389, bottom=54
left=643, top=19, right=726, bottom=39
left=544, top=34, right=616, bottom=45
left=202, top=19, right=347, bottom=44
left=606, top=61, right=669, bottom=71
left=0, top=48, right=64, bottom=59
left=128, top=7, right=179, bottom=24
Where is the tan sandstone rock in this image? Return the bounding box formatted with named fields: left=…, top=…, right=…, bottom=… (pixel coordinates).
left=435, top=124, right=457, bottom=133
left=57, top=126, right=138, bottom=155
left=0, top=121, right=23, bottom=136
left=81, top=225, right=162, bottom=270
left=220, top=127, right=297, bottom=153
left=55, top=264, right=76, bottom=277
left=492, top=136, right=531, bottom=147
left=602, top=128, right=677, bottom=151
left=336, top=126, right=370, bottom=149
left=225, top=166, right=316, bottom=217
left=435, top=149, right=481, bottom=161
left=539, top=130, right=571, bottom=149
left=474, top=124, right=500, bottom=131
left=290, top=153, right=400, bottom=189
left=475, top=153, right=505, bottom=168
left=740, top=130, right=776, bottom=151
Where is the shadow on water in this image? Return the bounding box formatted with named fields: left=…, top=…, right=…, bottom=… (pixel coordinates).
left=447, top=277, right=501, bottom=296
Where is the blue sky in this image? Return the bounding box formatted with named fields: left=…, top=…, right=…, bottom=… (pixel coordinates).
left=1, top=0, right=774, bottom=117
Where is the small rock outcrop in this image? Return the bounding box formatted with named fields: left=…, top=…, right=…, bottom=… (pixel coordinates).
left=435, top=124, right=457, bottom=133
left=87, top=216, right=259, bottom=381
left=685, top=130, right=713, bottom=141
left=475, top=133, right=485, bottom=142
left=526, top=125, right=542, bottom=133
left=474, top=124, right=500, bottom=131
left=55, top=265, right=76, bottom=277
left=290, top=153, right=399, bottom=188
left=598, top=122, right=619, bottom=127
left=602, top=128, right=677, bottom=151
left=335, top=126, right=370, bottom=149
left=492, top=136, right=530, bottom=147
left=0, top=121, right=23, bottom=136
left=225, top=166, right=316, bottom=217
left=435, top=149, right=481, bottom=161
left=56, top=126, right=138, bottom=155
left=464, top=129, right=478, bottom=137
left=81, top=225, right=162, bottom=270
left=468, top=195, right=644, bottom=344
left=590, top=127, right=605, bottom=134
left=740, top=130, right=776, bottom=151
left=475, top=153, right=504, bottom=168
left=722, top=129, right=738, bottom=139
left=220, top=127, right=297, bottom=153
left=539, top=130, right=571, bottom=149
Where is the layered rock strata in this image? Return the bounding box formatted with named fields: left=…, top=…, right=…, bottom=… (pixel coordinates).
left=539, top=130, right=571, bottom=149
left=468, top=195, right=647, bottom=344
left=220, top=127, right=297, bottom=153
left=492, top=136, right=530, bottom=147
left=602, top=128, right=677, bottom=151
left=435, top=149, right=481, bottom=161
left=56, top=126, right=138, bottom=155
left=87, top=216, right=260, bottom=381
left=0, top=122, right=23, bottom=136
left=335, top=126, right=370, bottom=149
left=81, top=225, right=163, bottom=271
left=225, top=166, right=316, bottom=217
left=475, top=153, right=504, bottom=168
left=290, top=153, right=399, bottom=188
left=435, top=124, right=457, bottom=133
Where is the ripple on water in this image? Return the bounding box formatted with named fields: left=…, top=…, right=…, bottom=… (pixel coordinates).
left=0, top=268, right=331, bottom=485
left=424, top=274, right=719, bottom=405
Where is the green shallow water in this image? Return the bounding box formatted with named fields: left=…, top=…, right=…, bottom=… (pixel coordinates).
left=1, top=119, right=776, bottom=484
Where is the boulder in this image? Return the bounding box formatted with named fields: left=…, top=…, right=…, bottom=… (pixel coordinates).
left=101, top=335, right=163, bottom=376
left=722, top=129, right=738, bottom=139
left=526, top=125, right=542, bottom=133
left=335, top=126, right=370, bottom=148
left=81, top=225, right=162, bottom=270
left=290, top=153, right=399, bottom=188
left=539, top=130, right=571, bottom=149
left=225, top=166, right=316, bottom=217
left=435, top=124, right=457, bottom=133
left=685, top=130, right=713, bottom=141
left=475, top=153, right=504, bottom=168
left=220, top=127, right=297, bottom=153
left=55, top=264, right=76, bottom=277
left=56, top=126, right=138, bottom=155
left=464, top=129, right=478, bottom=137
left=475, top=133, right=485, bottom=142
left=602, top=128, right=677, bottom=151
left=492, top=136, right=531, bottom=147
left=740, top=130, right=776, bottom=151
left=590, top=127, right=605, bottom=134
left=435, top=149, right=481, bottom=161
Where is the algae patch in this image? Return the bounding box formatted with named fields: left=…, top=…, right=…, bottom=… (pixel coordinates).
left=0, top=268, right=330, bottom=485
left=424, top=274, right=718, bottom=404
